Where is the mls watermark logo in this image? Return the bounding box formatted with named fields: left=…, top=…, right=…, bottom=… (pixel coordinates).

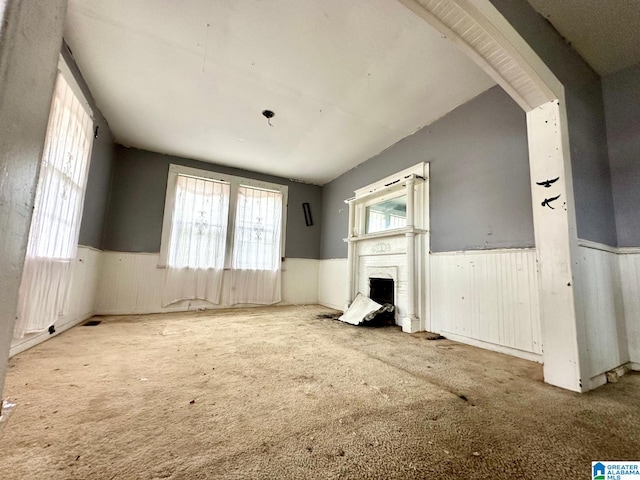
left=593, top=461, right=640, bottom=479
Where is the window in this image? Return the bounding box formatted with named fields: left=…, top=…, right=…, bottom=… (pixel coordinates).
left=166, top=174, right=230, bottom=270
left=160, top=165, right=288, bottom=306
left=161, top=165, right=288, bottom=268
left=15, top=58, right=94, bottom=338
left=232, top=186, right=283, bottom=270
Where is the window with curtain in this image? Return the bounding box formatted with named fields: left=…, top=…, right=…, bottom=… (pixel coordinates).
left=232, top=186, right=283, bottom=271
left=15, top=69, right=94, bottom=338
left=160, top=165, right=288, bottom=307
left=228, top=186, right=283, bottom=305
left=162, top=175, right=230, bottom=306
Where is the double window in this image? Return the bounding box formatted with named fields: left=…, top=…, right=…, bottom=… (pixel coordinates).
left=160, top=165, right=287, bottom=272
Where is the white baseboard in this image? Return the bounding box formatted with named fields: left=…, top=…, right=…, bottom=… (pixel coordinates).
left=590, top=363, right=635, bottom=390
left=10, top=311, right=94, bottom=357
left=317, top=301, right=344, bottom=312
left=96, top=302, right=316, bottom=316
left=440, top=330, right=543, bottom=363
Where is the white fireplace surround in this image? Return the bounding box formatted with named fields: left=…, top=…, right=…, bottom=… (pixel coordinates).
left=344, top=163, right=429, bottom=333
left=364, top=266, right=398, bottom=319
left=365, top=267, right=397, bottom=282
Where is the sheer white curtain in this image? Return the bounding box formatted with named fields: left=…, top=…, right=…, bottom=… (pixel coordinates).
left=229, top=186, right=282, bottom=305
left=14, top=73, right=94, bottom=338
left=162, top=175, right=230, bottom=306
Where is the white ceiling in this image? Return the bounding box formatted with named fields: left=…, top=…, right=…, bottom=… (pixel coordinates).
left=64, top=0, right=495, bottom=185
left=527, top=0, right=640, bottom=76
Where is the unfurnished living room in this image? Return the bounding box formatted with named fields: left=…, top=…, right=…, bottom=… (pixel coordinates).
left=1, top=0, right=640, bottom=479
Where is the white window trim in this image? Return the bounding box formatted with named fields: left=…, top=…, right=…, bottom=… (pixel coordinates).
left=58, top=55, right=94, bottom=316
left=58, top=55, right=93, bottom=119
left=38, top=58, right=94, bottom=317
left=158, top=164, right=288, bottom=268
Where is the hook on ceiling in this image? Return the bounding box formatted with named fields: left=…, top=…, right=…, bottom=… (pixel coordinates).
left=262, top=109, right=275, bottom=127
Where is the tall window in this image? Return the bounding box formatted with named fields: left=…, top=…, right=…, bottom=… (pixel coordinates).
left=167, top=175, right=230, bottom=270
left=232, top=186, right=283, bottom=271
left=15, top=64, right=94, bottom=338
left=160, top=165, right=287, bottom=306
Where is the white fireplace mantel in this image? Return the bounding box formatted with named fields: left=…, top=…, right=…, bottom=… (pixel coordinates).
left=343, top=163, right=429, bottom=333
left=343, top=226, right=429, bottom=244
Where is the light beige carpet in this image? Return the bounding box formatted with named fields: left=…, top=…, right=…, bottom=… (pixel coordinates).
left=1, top=305, right=639, bottom=479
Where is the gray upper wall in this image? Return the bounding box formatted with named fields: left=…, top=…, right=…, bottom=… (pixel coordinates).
left=489, top=0, right=617, bottom=247
left=103, top=147, right=322, bottom=259
left=603, top=63, right=640, bottom=247
left=61, top=46, right=116, bottom=250
left=320, top=86, right=533, bottom=259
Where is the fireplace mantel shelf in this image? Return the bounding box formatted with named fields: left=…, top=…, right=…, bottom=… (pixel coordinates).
left=342, top=227, right=428, bottom=243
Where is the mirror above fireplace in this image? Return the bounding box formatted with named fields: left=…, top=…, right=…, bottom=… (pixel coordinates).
left=365, top=195, right=407, bottom=234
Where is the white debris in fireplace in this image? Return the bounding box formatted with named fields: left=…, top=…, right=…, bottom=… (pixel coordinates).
left=338, top=293, right=393, bottom=326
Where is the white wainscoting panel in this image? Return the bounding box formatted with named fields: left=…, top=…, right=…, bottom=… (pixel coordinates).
left=430, top=249, right=542, bottom=360
left=619, top=252, right=640, bottom=365
left=281, top=258, right=319, bottom=305
left=96, top=252, right=319, bottom=315
left=10, top=246, right=103, bottom=356
left=577, top=246, right=628, bottom=379
left=318, top=259, right=348, bottom=311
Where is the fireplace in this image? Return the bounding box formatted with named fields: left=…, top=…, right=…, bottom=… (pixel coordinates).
left=369, top=277, right=394, bottom=323
left=343, top=162, right=429, bottom=333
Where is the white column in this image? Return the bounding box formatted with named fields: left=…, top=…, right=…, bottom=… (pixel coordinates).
left=527, top=99, right=590, bottom=392
left=344, top=199, right=356, bottom=311
left=403, top=177, right=419, bottom=333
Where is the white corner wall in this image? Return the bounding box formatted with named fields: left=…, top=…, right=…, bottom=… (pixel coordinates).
left=10, top=246, right=102, bottom=356
left=95, top=252, right=319, bottom=314
left=431, top=248, right=542, bottom=361
left=576, top=244, right=629, bottom=385
left=281, top=258, right=320, bottom=305
left=619, top=251, right=640, bottom=367
left=318, top=259, right=348, bottom=311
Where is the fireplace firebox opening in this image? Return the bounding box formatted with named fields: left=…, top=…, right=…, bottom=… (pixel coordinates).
left=369, top=277, right=395, bottom=324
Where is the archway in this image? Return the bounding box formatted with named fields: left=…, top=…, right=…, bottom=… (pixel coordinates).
left=398, top=0, right=589, bottom=391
